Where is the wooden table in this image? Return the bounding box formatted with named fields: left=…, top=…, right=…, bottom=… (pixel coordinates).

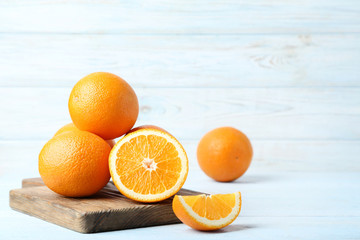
left=2, top=143, right=360, bottom=239
left=0, top=0, right=359, bottom=239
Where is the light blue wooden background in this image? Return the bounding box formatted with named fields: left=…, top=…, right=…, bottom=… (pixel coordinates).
left=0, top=1, right=359, bottom=239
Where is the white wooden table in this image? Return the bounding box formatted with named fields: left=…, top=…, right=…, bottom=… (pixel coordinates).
left=0, top=1, right=359, bottom=239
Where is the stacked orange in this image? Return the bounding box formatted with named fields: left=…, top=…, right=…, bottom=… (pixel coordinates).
left=38, top=72, right=252, bottom=231
left=39, top=72, right=139, bottom=197
left=39, top=72, right=189, bottom=201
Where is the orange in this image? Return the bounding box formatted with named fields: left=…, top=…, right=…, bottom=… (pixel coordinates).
left=39, top=131, right=111, bottom=197
left=54, top=123, right=78, bottom=136
left=107, top=139, right=116, bottom=148
left=109, top=126, right=188, bottom=202
left=197, top=127, right=253, bottom=182
left=54, top=123, right=116, bottom=148
left=172, top=192, right=242, bottom=231
left=129, top=125, right=170, bottom=135
left=68, top=72, right=139, bottom=140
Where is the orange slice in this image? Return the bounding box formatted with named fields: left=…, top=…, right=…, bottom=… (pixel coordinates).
left=109, top=126, right=188, bottom=202
left=172, top=192, right=241, bottom=231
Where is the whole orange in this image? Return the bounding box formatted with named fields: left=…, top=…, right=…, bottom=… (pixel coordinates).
left=197, top=127, right=253, bottom=182
left=54, top=123, right=78, bottom=136
left=54, top=123, right=116, bottom=148
left=68, top=72, right=139, bottom=140
left=39, top=131, right=111, bottom=197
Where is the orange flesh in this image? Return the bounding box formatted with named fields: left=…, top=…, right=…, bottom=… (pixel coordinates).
left=115, top=134, right=182, bottom=195
left=182, top=193, right=236, bottom=220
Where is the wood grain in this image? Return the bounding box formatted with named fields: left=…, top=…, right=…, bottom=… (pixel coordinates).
left=10, top=178, right=202, bottom=233
left=22, top=178, right=45, bottom=188
left=1, top=0, right=360, bottom=239
left=0, top=0, right=359, bottom=34
left=0, top=87, right=359, bottom=141
left=0, top=34, right=359, bottom=87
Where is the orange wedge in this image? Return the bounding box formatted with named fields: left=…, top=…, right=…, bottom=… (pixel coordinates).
left=172, top=192, right=242, bottom=231
left=109, top=126, right=188, bottom=202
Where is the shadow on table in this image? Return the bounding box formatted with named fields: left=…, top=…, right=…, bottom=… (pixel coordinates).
left=187, top=224, right=256, bottom=234
left=215, top=224, right=255, bottom=233
left=224, top=174, right=274, bottom=184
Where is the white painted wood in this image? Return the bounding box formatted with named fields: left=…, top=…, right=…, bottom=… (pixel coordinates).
left=7, top=168, right=360, bottom=218
left=1, top=214, right=359, bottom=240
left=1, top=0, right=359, bottom=34
left=0, top=34, right=359, bottom=87
left=1, top=87, right=359, bottom=140
left=1, top=168, right=360, bottom=238
left=1, top=0, right=359, bottom=238
left=1, top=139, right=360, bottom=173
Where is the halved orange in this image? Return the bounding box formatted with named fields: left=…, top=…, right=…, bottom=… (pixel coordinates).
left=109, top=126, right=188, bottom=202
left=172, top=192, right=242, bottom=231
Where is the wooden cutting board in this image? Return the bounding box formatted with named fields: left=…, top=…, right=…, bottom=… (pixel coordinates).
left=9, top=178, right=202, bottom=233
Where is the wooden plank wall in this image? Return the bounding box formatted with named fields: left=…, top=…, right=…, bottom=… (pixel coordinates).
left=0, top=0, right=359, bottom=172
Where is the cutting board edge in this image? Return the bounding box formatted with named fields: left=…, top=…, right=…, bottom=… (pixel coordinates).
left=9, top=185, right=185, bottom=233
left=22, top=177, right=44, bottom=188
left=9, top=188, right=88, bottom=233
left=9, top=178, right=203, bottom=233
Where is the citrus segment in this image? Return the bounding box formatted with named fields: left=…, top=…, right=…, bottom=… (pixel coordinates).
left=172, top=192, right=241, bottom=231
left=109, top=127, right=188, bottom=202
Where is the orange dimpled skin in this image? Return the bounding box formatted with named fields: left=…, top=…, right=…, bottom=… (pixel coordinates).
left=128, top=125, right=170, bottom=135
left=39, top=131, right=111, bottom=197
left=68, top=72, right=139, bottom=140
left=54, top=123, right=78, bottom=136
left=106, top=139, right=116, bottom=148
left=54, top=123, right=116, bottom=148
left=197, top=127, right=253, bottom=182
